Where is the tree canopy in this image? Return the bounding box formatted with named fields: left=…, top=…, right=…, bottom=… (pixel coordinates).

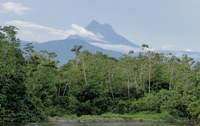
left=0, top=26, right=200, bottom=125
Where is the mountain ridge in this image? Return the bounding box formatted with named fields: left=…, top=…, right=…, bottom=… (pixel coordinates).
left=20, top=20, right=200, bottom=65
left=86, top=20, right=139, bottom=48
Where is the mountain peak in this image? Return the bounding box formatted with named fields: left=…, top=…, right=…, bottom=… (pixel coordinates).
left=89, top=20, right=101, bottom=26
left=86, top=20, right=139, bottom=48
left=86, top=20, right=115, bottom=35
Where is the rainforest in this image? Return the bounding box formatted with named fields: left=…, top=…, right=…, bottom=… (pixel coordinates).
left=0, top=26, right=200, bottom=125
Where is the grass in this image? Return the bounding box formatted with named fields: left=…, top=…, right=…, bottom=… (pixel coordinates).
left=99, top=111, right=178, bottom=122
left=49, top=111, right=181, bottom=123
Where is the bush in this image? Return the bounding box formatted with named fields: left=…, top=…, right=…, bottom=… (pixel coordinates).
left=131, top=90, right=184, bottom=117
left=111, top=100, right=131, bottom=114
left=187, top=100, right=200, bottom=123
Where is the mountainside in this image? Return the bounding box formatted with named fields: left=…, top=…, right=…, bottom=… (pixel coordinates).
left=86, top=20, right=139, bottom=48
left=20, top=20, right=140, bottom=65
left=159, top=50, right=200, bottom=61
left=20, top=39, right=123, bottom=65
left=20, top=20, right=200, bottom=65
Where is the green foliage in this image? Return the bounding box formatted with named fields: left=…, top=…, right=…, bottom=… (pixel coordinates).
left=111, top=100, right=131, bottom=114
left=0, top=26, right=56, bottom=122
left=131, top=90, right=184, bottom=117
left=1, top=25, right=200, bottom=124
left=60, top=112, right=177, bottom=123
left=187, top=100, right=200, bottom=122
left=100, top=112, right=176, bottom=122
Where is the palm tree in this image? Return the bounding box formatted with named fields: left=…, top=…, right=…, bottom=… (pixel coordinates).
left=71, top=45, right=88, bottom=85
left=142, top=44, right=151, bottom=93
left=71, top=45, right=83, bottom=57
left=71, top=45, right=83, bottom=64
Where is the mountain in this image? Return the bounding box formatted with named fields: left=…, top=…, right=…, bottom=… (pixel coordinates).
left=159, top=50, right=200, bottom=61
left=20, top=20, right=200, bottom=65
left=20, top=20, right=140, bottom=65
left=86, top=20, right=139, bottom=48
left=20, top=38, right=123, bottom=65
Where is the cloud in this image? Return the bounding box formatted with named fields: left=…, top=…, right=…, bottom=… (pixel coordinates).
left=185, top=49, right=192, bottom=52
left=5, top=20, right=139, bottom=53
left=141, top=47, right=155, bottom=52
left=68, top=24, right=103, bottom=41
left=5, top=20, right=103, bottom=42
left=161, top=44, right=175, bottom=50
left=6, top=20, right=68, bottom=42
left=0, top=2, right=30, bottom=15
left=90, top=42, right=137, bottom=53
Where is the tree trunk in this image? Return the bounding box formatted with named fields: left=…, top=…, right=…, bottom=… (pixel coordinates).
left=109, top=72, right=114, bottom=100
left=169, top=65, right=174, bottom=90
left=57, top=84, right=61, bottom=97
left=134, top=73, right=138, bottom=88
left=63, top=81, right=71, bottom=96
left=82, top=60, right=88, bottom=85
left=127, top=75, right=130, bottom=99
left=148, top=60, right=151, bottom=93
left=139, top=67, right=142, bottom=88
left=140, top=64, right=145, bottom=90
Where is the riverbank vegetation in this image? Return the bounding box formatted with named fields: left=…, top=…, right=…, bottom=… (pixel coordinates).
left=0, top=26, right=200, bottom=125
left=49, top=112, right=179, bottom=123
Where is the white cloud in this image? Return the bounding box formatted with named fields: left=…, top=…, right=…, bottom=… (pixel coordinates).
left=5, top=20, right=103, bottom=42
left=6, top=20, right=68, bottom=42
left=161, top=44, right=175, bottom=50
left=185, top=49, right=192, bottom=52
left=0, top=2, right=30, bottom=15
left=90, top=42, right=137, bottom=53
left=68, top=24, right=103, bottom=41
left=141, top=47, right=155, bottom=52
left=5, top=20, right=140, bottom=53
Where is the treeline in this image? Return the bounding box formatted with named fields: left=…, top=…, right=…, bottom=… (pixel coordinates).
left=0, top=26, right=200, bottom=124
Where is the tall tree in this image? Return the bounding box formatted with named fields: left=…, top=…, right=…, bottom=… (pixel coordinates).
left=142, top=44, right=152, bottom=93
left=0, top=26, right=28, bottom=121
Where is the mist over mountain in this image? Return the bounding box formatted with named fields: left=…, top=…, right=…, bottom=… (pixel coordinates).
left=20, top=20, right=140, bottom=65
left=20, top=20, right=200, bottom=65
left=21, top=38, right=122, bottom=65
left=86, top=20, right=139, bottom=48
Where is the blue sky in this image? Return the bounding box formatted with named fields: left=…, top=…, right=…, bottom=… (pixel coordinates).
left=1, top=0, right=200, bottom=51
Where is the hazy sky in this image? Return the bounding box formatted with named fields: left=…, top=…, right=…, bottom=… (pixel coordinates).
left=1, top=0, right=200, bottom=51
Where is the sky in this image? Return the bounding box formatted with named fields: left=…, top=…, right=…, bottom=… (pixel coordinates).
left=1, top=0, right=200, bottom=52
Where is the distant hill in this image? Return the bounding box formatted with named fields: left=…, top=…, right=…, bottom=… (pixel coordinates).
left=20, top=39, right=123, bottom=65
left=20, top=20, right=200, bottom=65
left=158, top=50, right=200, bottom=61
left=20, top=20, right=140, bottom=65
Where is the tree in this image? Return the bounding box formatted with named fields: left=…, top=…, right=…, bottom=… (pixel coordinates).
left=141, top=44, right=152, bottom=93
left=118, top=52, right=135, bottom=99
left=0, top=26, right=28, bottom=121
left=71, top=45, right=88, bottom=85
left=71, top=45, right=83, bottom=63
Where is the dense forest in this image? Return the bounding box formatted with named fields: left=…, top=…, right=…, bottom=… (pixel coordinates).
left=0, top=26, right=200, bottom=124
